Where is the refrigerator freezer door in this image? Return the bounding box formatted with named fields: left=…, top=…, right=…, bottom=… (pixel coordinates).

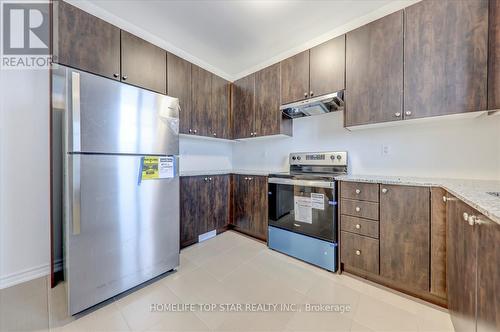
left=65, top=154, right=179, bottom=315
left=60, top=66, right=179, bottom=155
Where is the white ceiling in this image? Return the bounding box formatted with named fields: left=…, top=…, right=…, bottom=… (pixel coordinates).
left=83, top=0, right=400, bottom=80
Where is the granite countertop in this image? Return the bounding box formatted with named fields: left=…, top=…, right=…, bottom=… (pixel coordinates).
left=179, top=169, right=274, bottom=177
left=336, top=175, right=500, bottom=225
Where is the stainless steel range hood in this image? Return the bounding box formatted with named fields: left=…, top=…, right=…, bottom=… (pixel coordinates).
left=280, top=91, right=344, bottom=119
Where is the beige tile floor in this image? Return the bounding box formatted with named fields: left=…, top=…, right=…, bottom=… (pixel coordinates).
left=1, top=230, right=455, bottom=331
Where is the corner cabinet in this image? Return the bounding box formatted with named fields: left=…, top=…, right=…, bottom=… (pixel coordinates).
left=446, top=195, right=500, bottom=332
left=167, top=53, right=192, bottom=134
left=53, top=0, right=121, bottom=80
left=210, top=74, right=231, bottom=139
left=404, top=0, right=488, bottom=118
left=281, top=35, right=345, bottom=105
left=232, top=175, right=268, bottom=240
left=345, top=11, right=403, bottom=126
left=180, top=175, right=229, bottom=248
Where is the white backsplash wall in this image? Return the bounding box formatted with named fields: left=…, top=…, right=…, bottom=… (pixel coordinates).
left=179, top=136, right=233, bottom=172
left=232, top=111, right=500, bottom=181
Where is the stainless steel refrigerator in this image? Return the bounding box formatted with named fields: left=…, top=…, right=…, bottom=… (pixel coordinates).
left=52, top=66, right=180, bottom=315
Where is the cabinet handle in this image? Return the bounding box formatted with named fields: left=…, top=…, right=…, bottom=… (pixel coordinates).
left=468, top=215, right=488, bottom=226
left=209, top=177, right=213, bottom=181
left=355, top=189, right=361, bottom=194
left=204, top=177, right=208, bottom=181
left=304, top=92, right=308, bottom=98
left=193, top=129, right=197, bottom=134
left=355, top=250, right=361, bottom=256
left=381, top=188, right=388, bottom=194
left=248, top=177, right=253, bottom=181
left=355, top=207, right=361, bottom=212
left=213, top=132, right=217, bottom=137
left=122, top=75, right=128, bottom=80
left=244, top=177, right=249, bottom=180
left=113, top=73, right=119, bottom=78
left=253, top=132, right=257, bottom=136
left=405, top=111, right=412, bottom=116
left=189, top=129, right=193, bottom=133
left=394, top=112, right=401, bottom=117
left=355, top=224, right=361, bottom=229
left=310, top=91, right=314, bottom=97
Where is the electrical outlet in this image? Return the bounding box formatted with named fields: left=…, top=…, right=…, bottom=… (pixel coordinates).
left=381, top=145, right=390, bottom=156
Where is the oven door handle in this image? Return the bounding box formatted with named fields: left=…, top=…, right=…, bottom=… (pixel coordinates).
left=268, top=177, right=335, bottom=189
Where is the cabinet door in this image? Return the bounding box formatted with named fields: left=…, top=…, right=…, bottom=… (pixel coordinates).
left=211, top=75, right=230, bottom=139
left=380, top=185, right=430, bottom=291
left=345, top=11, right=403, bottom=126
left=249, top=176, right=268, bottom=240
left=180, top=177, right=200, bottom=248
left=198, top=177, right=214, bottom=235
left=233, top=175, right=251, bottom=231
left=255, top=63, right=281, bottom=137
left=280, top=51, right=310, bottom=104
left=477, top=218, right=500, bottom=332
left=213, top=175, right=230, bottom=231
left=120, top=31, right=166, bottom=94
left=430, top=187, right=447, bottom=299
left=232, top=74, right=255, bottom=139
left=489, top=0, right=500, bottom=110
left=55, top=1, right=120, bottom=80
left=310, top=35, right=346, bottom=98
left=191, top=65, right=212, bottom=137
left=447, top=197, right=477, bottom=332
left=404, top=0, right=488, bottom=118
left=167, top=53, right=192, bottom=134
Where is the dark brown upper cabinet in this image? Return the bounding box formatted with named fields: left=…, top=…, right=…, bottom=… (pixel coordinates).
left=404, top=0, right=488, bottom=119
left=281, top=35, right=346, bottom=105
left=210, top=75, right=231, bottom=139
left=120, top=31, right=166, bottom=94
left=167, top=53, right=192, bottom=134
left=54, top=0, right=120, bottom=80
left=489, top=0, right=500, bottom=110
left=255, top=63, right=292, bottom=137
left=309, top=35, right=346, bottom=98
left=345, top=11, right=404, bottom=127
left=281, top=51, right=310, bottom=104
left=191, top=65, right=212, bottom=137
left=233, top=66, right=292, bottom=139
left=232, top=74, right=255, bottom=139
left=379, top=185, right=430, bottom=292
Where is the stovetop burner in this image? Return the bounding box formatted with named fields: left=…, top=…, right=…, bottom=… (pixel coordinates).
left=269, top=151, right=348, bottom=179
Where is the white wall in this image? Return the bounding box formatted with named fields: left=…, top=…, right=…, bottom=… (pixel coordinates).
left=232, top=111, right=500, bottom=181
left=0, top=69, right=51, bottom=288
left=180, top=136, right=233, bottom=172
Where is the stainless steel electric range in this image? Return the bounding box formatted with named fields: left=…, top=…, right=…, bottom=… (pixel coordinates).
left=267, top=151, right=347, bottom=272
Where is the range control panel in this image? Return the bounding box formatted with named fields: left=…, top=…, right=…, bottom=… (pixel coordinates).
left=289, top=151, right=347, bottom=166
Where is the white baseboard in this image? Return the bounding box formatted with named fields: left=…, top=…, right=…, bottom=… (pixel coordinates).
left=0, top=264, right=50, bottom=290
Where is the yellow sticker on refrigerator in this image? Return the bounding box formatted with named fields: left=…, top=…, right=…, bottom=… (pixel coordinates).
left=141, top=156, right=174, bottom=180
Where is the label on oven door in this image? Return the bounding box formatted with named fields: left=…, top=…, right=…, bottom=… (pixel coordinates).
left=294, top=196, right=312, bottom=224
left=311, top=193, right=325, bottom=210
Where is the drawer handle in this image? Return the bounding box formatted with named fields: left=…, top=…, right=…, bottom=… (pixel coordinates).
left=355, top=207, right=361, bottom=212
left=355, top=189, right=361, bottom=194
left=355, top=250, right=361, bottom=256
left=355, top=224, right=361, bottom=229
left=381, top=188, right=388, bottom=194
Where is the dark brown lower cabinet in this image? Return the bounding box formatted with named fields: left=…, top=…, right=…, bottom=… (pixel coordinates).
left=447, top=195, right=500, bottom=332
left=232, top=175, right=268, bottom=240
left=180, top=175, right=229, bottom=248
left=380, top=185, right=430, bottom=292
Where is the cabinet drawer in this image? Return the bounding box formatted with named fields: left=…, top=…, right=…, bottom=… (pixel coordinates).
left=340, top=199, right=379, bottom=220
left=341, top=182, right=379, bottom=202
left=341, top=215, right=379, bottom=238
left=341, top=231, right=379, bottom=275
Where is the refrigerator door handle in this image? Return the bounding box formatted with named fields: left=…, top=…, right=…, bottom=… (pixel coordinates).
left=72, top=155, right=81, bottom=235
left=71, top=71, right=81, bottom=152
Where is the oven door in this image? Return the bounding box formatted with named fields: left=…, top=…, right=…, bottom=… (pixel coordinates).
left=268, top=178, right=337, bottom=242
